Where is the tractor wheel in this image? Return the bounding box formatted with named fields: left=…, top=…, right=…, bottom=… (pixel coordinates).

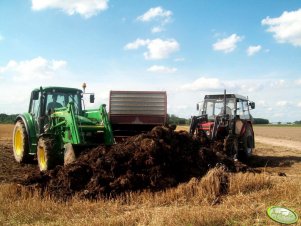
left=13, top=120, right=32, bottom=163
left=238, top=124, right=254, bottom=162
left=37, top=136, right=58, bottom=171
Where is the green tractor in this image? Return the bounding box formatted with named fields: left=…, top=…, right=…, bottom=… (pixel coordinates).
left=13, top=86, right=114, bottom=171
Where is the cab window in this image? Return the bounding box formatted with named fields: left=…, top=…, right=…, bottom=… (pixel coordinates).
left=30, top=91, right=40, bottom=117
left=236, top=99, right=250, bottom=119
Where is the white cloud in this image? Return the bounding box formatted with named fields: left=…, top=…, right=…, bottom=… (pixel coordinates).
left=296, top=79, right=301, bottom=85
left=270, top=79, right=286, bottom=88
left=298, top=102, right=301, bottom=107
left=137, top=6, right=172, bottom=23
left=262, top=8, right=301, bottom=46
left=125, top=38, right=180, bottom=60
left=147, top=65, right=177, bottom=73
left=31, top=0, right=108, bottom=18
left=257, top=100, right=266, bottom=107
left=181, top=77, right=223, bottom=91
left=0, top=57, right=67, bottom=82
left=174, top=57, right=185, bottom=62
left=276, top=100, right=288, bottom=107
left=124, top=38, right=150, bottom=50
left=181, top=77, right=268, bottom=93
left=151, top=26, right=164, bottom=33
left=241, top=83, right=265, bottom=93
left=144, top=39, right=179, bottom=60
left=247, top=45, right=262, bottom=56
left=175, top=105, right=188, bottom=110
left=213, top=34, right=243, bottom=53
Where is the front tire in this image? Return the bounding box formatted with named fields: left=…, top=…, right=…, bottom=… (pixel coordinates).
left=37, top=136, right=58, bottom=171
left=13, top=120, right=32, bottom=163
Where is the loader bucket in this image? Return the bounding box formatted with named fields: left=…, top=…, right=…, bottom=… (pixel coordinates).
left=64, top=143, right=98, bottom=165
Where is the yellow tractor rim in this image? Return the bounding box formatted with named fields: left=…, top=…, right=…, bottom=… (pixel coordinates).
left=38, top=146, right=47, bottom=171
left=14, top=128, right=23, bottom=156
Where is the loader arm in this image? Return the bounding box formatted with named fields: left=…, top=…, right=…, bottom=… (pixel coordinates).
left=50, top=102, right=82, bottom=144
left=84, top=104, right=114, bottom=145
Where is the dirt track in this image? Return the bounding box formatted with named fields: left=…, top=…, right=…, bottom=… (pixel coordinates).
left=255, top=136, right=301, bottom=151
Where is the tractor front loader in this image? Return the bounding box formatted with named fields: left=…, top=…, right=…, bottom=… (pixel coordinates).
left=13, top=86, right=114, bottom=171
left=189, top=90, right=256, bottom=162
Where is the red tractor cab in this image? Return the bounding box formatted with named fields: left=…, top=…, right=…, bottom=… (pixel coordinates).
left=189, top=90, right=255, bottom=162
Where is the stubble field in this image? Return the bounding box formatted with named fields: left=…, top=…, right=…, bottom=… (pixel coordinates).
left=0, top=124, right=300, bottom=225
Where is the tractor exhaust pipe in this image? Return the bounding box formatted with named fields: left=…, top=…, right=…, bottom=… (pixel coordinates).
left=223, top=89, right=227, bottom=115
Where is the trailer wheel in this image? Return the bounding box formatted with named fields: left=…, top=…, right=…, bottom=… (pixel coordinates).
left=37, top=136, right=58, bottom=171
left=238, top=124, right=253, bottom=162
left=13, top=120, right=32, bottom=163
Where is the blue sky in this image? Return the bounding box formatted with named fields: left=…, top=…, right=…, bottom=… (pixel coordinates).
left=0, top=0, right=300, bottom=122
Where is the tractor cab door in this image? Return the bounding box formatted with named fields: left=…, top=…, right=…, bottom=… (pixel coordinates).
left=236, top=99, right=251, bottom=120
left=29, top=90, right=42, bottom=135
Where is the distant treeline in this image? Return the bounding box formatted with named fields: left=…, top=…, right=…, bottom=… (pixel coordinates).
left=294, top=120, right=301, bottom=124
left=167, top=114, right=191, bottom=125
left=253, top=118, right=269, bottom=124
left=0, top=114, right=18, bottom=124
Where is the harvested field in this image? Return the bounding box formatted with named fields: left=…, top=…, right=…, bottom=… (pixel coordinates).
left=0, top=124, right=14, bottom=141
left=254, top=125, right=301, bottom=142
left=0, top=124, right=300, bottom=225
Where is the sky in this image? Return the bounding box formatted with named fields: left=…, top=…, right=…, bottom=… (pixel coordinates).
left=0, top=0, right=300, bottom=122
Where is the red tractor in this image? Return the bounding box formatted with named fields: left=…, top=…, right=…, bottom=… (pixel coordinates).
left=189, top=90, right=255, bottom=162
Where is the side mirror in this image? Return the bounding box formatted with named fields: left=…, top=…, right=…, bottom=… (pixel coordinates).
left=249, top=101, right=255, bottom=109
left=90, top=94, right=95, bottom=103
left=32, top=91, right=39, bottom=100
left=196, top=103, right=199, bottom=111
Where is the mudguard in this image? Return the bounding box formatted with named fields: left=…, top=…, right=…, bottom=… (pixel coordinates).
left=15, top=113, right=38, bottom=154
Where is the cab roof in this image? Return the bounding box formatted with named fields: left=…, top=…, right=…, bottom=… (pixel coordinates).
left=204, top=94, right=248, bottom=101
left=32, top=86, right=83, bottom=93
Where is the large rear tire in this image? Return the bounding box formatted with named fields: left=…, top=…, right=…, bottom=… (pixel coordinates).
left=13, top=120, right=32, bottom=163
left=238, top=124, right=254, bottom=162
left=37, top=136, right=58, bottom=171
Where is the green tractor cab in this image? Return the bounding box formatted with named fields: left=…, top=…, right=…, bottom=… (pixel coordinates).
left=13, top=86, right=114, bottom=171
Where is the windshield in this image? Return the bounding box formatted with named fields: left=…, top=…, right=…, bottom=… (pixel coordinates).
left=203, top=98, right=236, bottom=120
left=46, top=91, right=82, bottom=114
